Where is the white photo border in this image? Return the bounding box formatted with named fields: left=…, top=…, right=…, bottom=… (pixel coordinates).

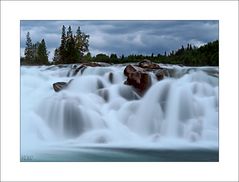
left=1, top=1, right=238, bottom=181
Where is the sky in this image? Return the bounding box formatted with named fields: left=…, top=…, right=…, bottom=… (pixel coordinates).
left=20, top=20, right=219, bottom=61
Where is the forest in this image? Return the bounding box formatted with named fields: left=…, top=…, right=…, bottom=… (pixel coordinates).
left=21, top=25, right=219, bottom=66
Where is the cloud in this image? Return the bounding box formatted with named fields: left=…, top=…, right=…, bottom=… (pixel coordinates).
left=20, top=20, right=219, bottom=60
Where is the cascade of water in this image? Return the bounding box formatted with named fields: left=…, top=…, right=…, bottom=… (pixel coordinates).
left=21, top=64, right=219, bottom=151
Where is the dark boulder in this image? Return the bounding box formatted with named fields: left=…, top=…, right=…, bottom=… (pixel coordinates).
left=155, top=70, right=164, bottom=81
left=53, top=82, right=67, bottom=92
left=53, top=79, right=73, bottom=92
left=124, top=65, right=151, bottom=94
left=73, top=65, right=86, bottom=76
left=155, top=69, right=170, bottom=81
left=138, top=59, right=160, bottom=69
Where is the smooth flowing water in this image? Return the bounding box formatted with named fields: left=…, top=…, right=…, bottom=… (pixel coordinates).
left=20, top=64, right=219, bottom=161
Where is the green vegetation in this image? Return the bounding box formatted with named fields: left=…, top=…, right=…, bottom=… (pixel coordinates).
left=21, top=25, right=219, bottom=66
left=52, top=25, right=89, bottom=64
left=82, top=40, right=218, bottom=66
left=21, top=32, right=49, bottom=65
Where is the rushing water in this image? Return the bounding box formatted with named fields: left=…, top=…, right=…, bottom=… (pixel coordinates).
left=20, top=64, right=219, bottom=161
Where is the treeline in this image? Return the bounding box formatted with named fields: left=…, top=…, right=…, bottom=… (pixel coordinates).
left=21, top=24, right=218, bottom=66
left=162, top=40, right=219, bottom=66
left=84, top=40, right=218, bottom=66
left=21, top=25, right=89, bottom=65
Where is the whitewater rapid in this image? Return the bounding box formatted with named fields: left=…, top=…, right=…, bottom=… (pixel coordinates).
left=21, top=64, right=219, bottom=154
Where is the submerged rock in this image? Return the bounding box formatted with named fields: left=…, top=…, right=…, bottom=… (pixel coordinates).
left=97, top=88, right=109, bottom=102
left=108, top=72, right=114, bottom=83
left=94, top=136, right=108, bottom=143
left=97, top=79, right=104, bottom=89
left=119, top=86, right=141, bottom=100
left=73, top=65, right=87, bottom=76
left=155, top=69, right=170, bottom=81
left=155, top=70, right=164, bottom=81
left=63, top=100, right=85, bottom=137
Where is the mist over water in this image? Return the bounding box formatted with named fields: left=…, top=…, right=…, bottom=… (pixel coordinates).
left=21, top=64, right=219, bottom=160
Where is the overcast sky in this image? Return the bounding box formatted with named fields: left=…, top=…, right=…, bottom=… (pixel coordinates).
left=20, top=20, right=219, bottom=61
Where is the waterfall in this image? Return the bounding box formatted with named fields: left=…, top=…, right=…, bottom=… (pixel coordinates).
left=21, top=64, right=219, bottom=152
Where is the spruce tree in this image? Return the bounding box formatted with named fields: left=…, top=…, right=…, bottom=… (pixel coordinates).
left=24, top=32, right=34, bottom=64
left=32, top=42, right=40, bottom=64
left=53, top=48, right=60, bottom=64
left=37, top=39, right=49, bottom=65
left=75, top=26, right=89, bottom=59
left=59, top=25, right=66, bottom=64
left=65, top=26, right=77, bottom=63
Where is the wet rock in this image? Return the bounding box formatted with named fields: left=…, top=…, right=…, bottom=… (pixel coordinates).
left=80, top=66, right=87, bottom=74
left=53, top=79, right=73, bottom=92
left=155, top=70, right=165, bottom=81
left=53, top=82, right=67, bottom=92
left=138, top=59, right=160, bottom=69
left=124, top=64, right=137, bottom=77
left=73, top=65, right=86, bottom=76
left=82, top=62, right=102, bottom=67
left=124, top=64, right=151, bottom=94
left=155, top=69, right=170, bottom=81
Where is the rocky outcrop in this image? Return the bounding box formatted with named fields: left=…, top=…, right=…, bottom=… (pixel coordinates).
left=124, top=65, right=151, bottom=94
left=53, top=79, right=73, bottom=92
left=123, top=60, right=173, bottom=93
left=71, top=62, right=108, bottom=77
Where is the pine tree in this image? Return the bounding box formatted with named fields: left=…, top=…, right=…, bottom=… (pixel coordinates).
left=75, top=26, right=89, bottom=59
left=59, top=25, right=66, bottom=64
left=24, top=32, right=34, bottom=64
left=32, top=42, right=40, bottom=64
left=65, top=26, right=77, bottom=63
left=53, top=48, right=60, bottom=64
left=37, top=39, right=49, bottom=65
left=53, top=25, right=90, bottom=64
